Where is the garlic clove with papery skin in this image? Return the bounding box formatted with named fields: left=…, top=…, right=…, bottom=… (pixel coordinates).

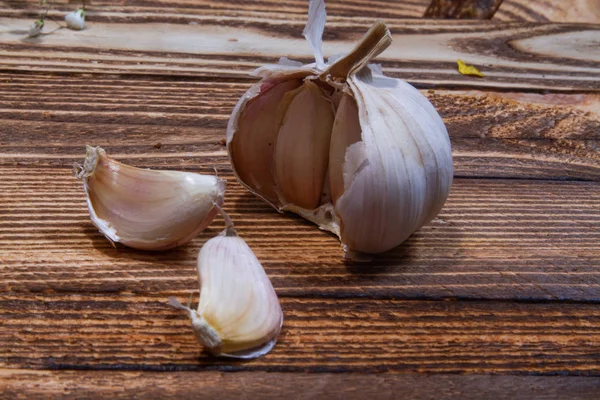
left=65, top=9, right=85, bottom=31
left=169, top=206, right=283, bottom=359
left=227, top=0, right=453, bottom=259
left=74, top=146, right=225, bottom=251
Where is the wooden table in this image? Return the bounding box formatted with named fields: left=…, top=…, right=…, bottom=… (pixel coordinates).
left=1, top=0, right=599, bottom=398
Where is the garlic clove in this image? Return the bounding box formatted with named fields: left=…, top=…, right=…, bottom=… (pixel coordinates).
left=65, top=9, right=85, bottom=31
left=74, top=146, right=225, bottom=251
left=335, top=71, right=453, bottom=254
left=229, top=78, right=303, bottom=204
left=329, top=93, right=362, bottom=204
left=274, top=80, right=335, bottom=209
left=170, top=206, right=283, bottom=359
left=331, top=22, right=452, bottom=254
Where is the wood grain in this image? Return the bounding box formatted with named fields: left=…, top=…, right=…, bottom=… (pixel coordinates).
left=1, top=169, right=599, bottom=301
left=4, top=0, right=599, bottom=23
left=1, top=294, right=600, bottom=374
left=1, top=0, right=600, bottom=391
left=1, top=14, right=600, bottom=90
left=1, top=0, right=430, bottom=20
left=1, top=74, right=599, bottom=140
left=424, top=0, right=504, bottom=19
left=497, top=0, right=600, bottom=23
left=0, top=74, right=598, bottom=181
left=2, top=370, right=600, bottom=400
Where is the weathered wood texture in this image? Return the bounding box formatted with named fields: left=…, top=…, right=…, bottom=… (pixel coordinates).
left=424, top=0, right=504, bottom=19
left=2, top=370, right=600, bottom=400
left=2, top=295, right=600, bottom=373
left=1, top=0, right=600, bottom=396
left=0, top=74, right=598, bottom=180
left=497, top=0, right=600, bottom=23
left=1, top=8, right=600, bottom=90
left=2, top=0, right=599, bottom=23
left=1, top=172, right=599, bottom=301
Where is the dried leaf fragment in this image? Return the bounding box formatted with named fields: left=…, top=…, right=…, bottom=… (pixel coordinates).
left=457, top=59, right=485, bottom=77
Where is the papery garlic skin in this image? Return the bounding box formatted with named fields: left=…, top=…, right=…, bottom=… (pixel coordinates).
left=170, top=207, right=283, bottom=358
left=74, top=146, right=225, bottom=250
left=65, top=9, right=85, bottom=31
left=337, top=73, right=453, bottom=253
left=226, top=0, right=453, bottom=258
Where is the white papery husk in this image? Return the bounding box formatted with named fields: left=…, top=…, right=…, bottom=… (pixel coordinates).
left=338, top=71, right=453, bottom=253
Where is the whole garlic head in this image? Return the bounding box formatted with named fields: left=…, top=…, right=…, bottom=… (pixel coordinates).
left=226, top=0, right=453, bottom=258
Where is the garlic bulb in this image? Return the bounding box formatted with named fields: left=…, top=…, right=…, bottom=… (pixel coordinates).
left=74, top=146, right=225, bottom=250
left=170, top=206, right=283, bottom=358
left=226, top=0, right=453, bottom=258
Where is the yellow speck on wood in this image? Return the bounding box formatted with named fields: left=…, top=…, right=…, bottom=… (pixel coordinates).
left=457, top=59, right=485, bottom=77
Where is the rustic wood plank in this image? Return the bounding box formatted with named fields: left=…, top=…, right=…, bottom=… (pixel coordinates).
left=1, top=370, right=600, bottom=400
left=5, top=0, right=598, bottom=24
left=424, top=0, right=505, bottom=19
left=1, top=74, right=599, bottom=140
left=1, top=169, right=599, bottom=301
left=0, top=0, right=430, bottom=20
left=15, top=138, right=599, bottom=181
left=1, top=295, right=600, bottom=374
left=497, top=0, right=600, bottom=24
left=0, top=73, right=598, bottom=180
left=1, top=0, right=600, bottom=386
left=0, top=12, right=599, bottom=90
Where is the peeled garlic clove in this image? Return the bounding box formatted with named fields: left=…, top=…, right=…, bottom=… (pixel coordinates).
left=229, top=78, right=303, bottom=204
left=274, top=80, right=335, bottom=209
left=74, top=146, right=225, bottom=250
left=170, top=206, right=283, bottom=358
left=226, top=0, right=453, bottom=258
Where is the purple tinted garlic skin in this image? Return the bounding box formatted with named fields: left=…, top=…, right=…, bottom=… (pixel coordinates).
left=74, top=146, right=225, bottom=251
left=226, top=0, right=453, bottom=259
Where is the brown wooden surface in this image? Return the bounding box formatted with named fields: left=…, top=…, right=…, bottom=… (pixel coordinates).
left=424, top=0, right=505, bottom=19
left=1, top=0, right=600, bottom=398
left=1, top=16, right=600, bottom=91
left=1, top=370, right=600, bottom=400
left=497, top=0, right=600, bottom=23
left=3, top=295, right=600, bottom=373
